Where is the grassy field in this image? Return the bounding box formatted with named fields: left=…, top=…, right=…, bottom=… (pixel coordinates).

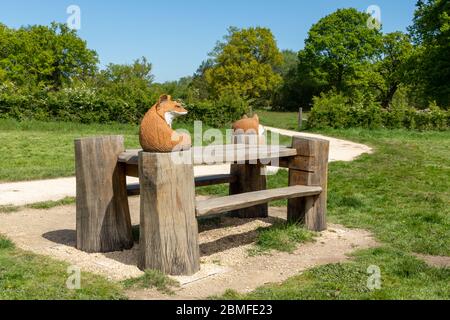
left=256, top=109, right=306, bottom=130
left=217, top=128, right=450, bottom=299
left=0, top=234, right=125, bottom=300
left=1, top=114, right=449, bottom=299
left=0, top=117, right=291, bottom=182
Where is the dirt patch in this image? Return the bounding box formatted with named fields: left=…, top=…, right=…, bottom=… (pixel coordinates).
left=0, top=197, right=377, bottom=299
left=414, top=253, right=450, bottom=268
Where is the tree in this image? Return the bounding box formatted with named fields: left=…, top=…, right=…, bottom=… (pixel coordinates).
left=204, top=27, right=283, bottom=108
left=409, top=0, right=450, bottom=108
left=275, top=50, right=298, bottom=77
left=95, top=57, right=154, bottom=116
left=375, top=32, right=414, bottom=108
left=299, top=8, right=383, bottom=95
left=189, top=59, right=214, bottom=101
left=0, top=23, right=98, bottom=89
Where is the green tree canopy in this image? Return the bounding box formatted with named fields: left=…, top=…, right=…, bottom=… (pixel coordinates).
left=94, top=57, right=153, bottom=115
left=409, top=0, right=450, bottom=108
left=375, top=32, right=414, bottom=108
left=299, top=8, right=383, bottom=95
left=204, top=27, right=283, bottom=107
left=0, top=22, right=98, bottom=89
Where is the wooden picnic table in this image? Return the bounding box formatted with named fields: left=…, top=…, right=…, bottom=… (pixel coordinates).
left=75, top=137, right=329, bottom=275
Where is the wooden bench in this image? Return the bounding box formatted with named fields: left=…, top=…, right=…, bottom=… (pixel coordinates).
left=196, top=185, right=323, bottom=217
left=75, top=135, right=329, bottom=275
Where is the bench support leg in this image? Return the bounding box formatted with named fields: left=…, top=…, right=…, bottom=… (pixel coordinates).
left=229, top=163, right=268, bottom=218
left=288, top=137, right=329, bottom=231
left=138, top=151, right=200, bottom=275
left=75, top=136, right=133, bottom=253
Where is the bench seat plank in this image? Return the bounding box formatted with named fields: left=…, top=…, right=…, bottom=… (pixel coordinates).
left=118, top=145, right=297, bottom=166
left=196, top=185, right=322, bottom=217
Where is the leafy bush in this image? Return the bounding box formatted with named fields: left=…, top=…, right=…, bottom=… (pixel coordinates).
left=307, top=91, right=449, bottom=130
left=183, top=94, right=249, bottom=127
left=0, top=83, right=248, bottom=127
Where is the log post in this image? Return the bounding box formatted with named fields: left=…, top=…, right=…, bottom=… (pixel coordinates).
left=229, top=134, right=268, bottom=218
left=75, top=136, right=133, bottom=253
left=287, top=136, right=329, bottom=231
left=298, top=107, right=303, bottom=130
left=229, top=163, right=268, bottom=218
left=138, top=151, right=200, bottom=275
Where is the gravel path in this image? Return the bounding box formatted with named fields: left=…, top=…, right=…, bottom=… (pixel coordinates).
left=265, top=126, right=373, bottom=162
left=0, top=197, right=378, bottom=298
left=0, top=128, right=372, bottom=206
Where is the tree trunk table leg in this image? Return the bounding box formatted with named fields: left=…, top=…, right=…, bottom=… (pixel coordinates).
left=229, top=163, right=268, bottom=218
left=75, top=136, right=133, bottom=253
left=138, top=151, right=200, bottom=275
left=287, top=137, right=329, bottom=231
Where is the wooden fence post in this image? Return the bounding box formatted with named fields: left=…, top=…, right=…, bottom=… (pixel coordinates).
left=298, top=107, right=303, bottom=130
left=287, top=136, right=329, bottom=231
left=138, top=151, right=200, bottom=275
left=75, top=136, right=133, bottom=253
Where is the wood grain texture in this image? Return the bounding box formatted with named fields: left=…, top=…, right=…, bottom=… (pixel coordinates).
left=138, top=151, right=200, bottom=275
left=126, top=174, right=237, bottom=196
left=229, top=163, right=268, bottom=218
left=75, top=136, right=133, bottom=253
left=118, top=145, right=297, bottom=166
left=197, top=185, right=322, bottom=217
left=287, top=137, right=329, bottom=231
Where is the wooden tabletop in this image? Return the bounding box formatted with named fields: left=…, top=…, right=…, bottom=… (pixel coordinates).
left=118, top=144, right=297, bottom=166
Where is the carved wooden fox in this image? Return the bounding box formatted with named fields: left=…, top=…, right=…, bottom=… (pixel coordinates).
left=139, top=95, right=191, bottom=152
left=232, top=114, right=266, bottom=145
left=232, top=114, right=265, bottom=135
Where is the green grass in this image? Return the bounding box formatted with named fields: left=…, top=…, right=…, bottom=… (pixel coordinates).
left=321, top=129, right=450, bottom=256
left=217, top=247, right=450, bottom=300
left=1, top=118, right=449, bottom=299
left=214, top=128, right=450, bottom=299
left=249, top=223, right=316, bottom=256
left=0, top=205, right=20, bottom=213
left=0, top=119, right=141, bottom=182
left=27, top=197, right=76, bottom=209
left=0, top=197, right=76, bottom=213
left=122, top=269, right=179, bottom=295
left=0, top=118, right=290, bottom=182
left=200, top=128, right=450, bottom=256
left=0, top=235, right=14, bottom=250
left=0, top=234, right=125, bottom=300
left=256, top=109, right=307, bottom=131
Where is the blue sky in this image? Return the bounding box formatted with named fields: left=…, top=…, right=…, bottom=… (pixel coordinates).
left=0, top=0, right=417, bottom=82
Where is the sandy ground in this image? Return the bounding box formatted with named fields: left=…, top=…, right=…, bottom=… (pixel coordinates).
left=0, top=196, right=378, bottom=299
left=414, top=254, right=450, bottom=268
left=0, top=129, right=372, bottom=206
left=265, top=126, right=373, bottom=162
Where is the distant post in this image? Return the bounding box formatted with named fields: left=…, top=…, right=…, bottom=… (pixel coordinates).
left=298, top=107, right=303, bottom=130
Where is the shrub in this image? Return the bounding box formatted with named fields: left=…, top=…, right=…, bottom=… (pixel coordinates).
left=307, top=91, right=449, bottom=130
left=183, top=94, right=249, bottom=127
left=306, top=92, right=349, bottom=129
left=0, top=83, right=248, bottom=127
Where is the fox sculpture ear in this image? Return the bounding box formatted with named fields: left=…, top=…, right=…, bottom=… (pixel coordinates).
left=242, top=115, right=248, bottom=119
left=158, top=94, right=171, bottom=104
left=253, top=114, right=259, bottom=121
